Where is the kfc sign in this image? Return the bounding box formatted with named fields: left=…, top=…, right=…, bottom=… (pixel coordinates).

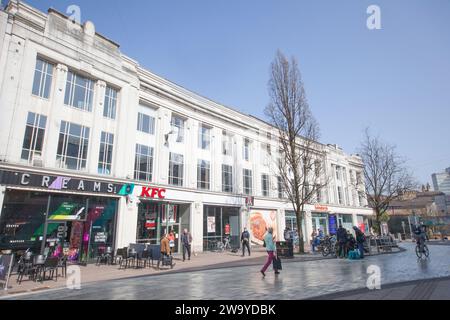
left=140, top=187, right=166, bottom=199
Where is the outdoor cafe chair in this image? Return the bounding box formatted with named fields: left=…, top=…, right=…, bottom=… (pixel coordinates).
left=118, top=247, right=135, bottom=270
left=96, top=247, right=114, bottom=266
left=58, top=256, right=67, bottom=278
left=40, top=257, right=59, bottom=282
left=16, top=253, right=35, bottom=284
left=31, top=255, right=46, bottom=282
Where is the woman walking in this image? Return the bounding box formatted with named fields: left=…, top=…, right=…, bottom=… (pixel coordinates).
left=260, top=227, right=280, bottom=277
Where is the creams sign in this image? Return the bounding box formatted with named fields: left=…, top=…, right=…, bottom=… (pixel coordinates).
left=0, top=170, right=123, bottom=194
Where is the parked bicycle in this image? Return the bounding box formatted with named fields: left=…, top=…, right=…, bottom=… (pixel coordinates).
left=215, top=236, right=232, bottom=252
left=320, top=235, right=338, bottom=257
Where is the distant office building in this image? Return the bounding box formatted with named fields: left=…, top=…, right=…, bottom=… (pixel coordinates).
left=432, top=167, right=450, bottom=195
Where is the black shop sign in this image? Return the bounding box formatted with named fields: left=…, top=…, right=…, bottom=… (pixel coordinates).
left=0, top=169, right=125, bottom=195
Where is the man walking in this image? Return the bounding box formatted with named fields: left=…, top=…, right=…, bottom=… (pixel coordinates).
left=284, top=227, right=294, bottom=258
left=241, top=227, right=251, bottom=257
left=181, top=228, right=193, bottom=262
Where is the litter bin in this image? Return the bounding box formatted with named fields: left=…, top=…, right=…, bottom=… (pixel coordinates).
left=276, top=241, right=291, bottom=258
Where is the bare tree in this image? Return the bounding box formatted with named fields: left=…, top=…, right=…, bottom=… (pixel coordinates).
left=359, top=129, right=417, bottom=235
left=265, top=51, right=328, bottom=254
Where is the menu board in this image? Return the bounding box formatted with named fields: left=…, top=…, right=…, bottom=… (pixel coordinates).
left=94, top=232, right=107, bottom=243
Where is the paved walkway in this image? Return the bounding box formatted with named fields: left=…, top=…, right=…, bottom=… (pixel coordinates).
left=311, top=276, right=450, bottom=300
left=2, top=243, right=445, bottom=300
left=0, top=247, right=330, bottom=296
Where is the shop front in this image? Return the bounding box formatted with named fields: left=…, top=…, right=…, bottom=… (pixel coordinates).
left=311, top=213, right=329, bottom=235
left=337, top=214, right=354, bottom=232
left=0, top=169, right=122, bottom=263
left=356, top=215, right=370, bottom=234
left=284, top=210, right=306, bottom=245
left=136, top=200, right=191, bottom=253
left=203, top=205, right=240, bottom=251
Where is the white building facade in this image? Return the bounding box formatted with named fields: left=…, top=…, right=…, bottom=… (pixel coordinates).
left=0, top=1, right=373, bottom=261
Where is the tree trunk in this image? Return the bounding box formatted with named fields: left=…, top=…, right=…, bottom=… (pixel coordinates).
left=296, top=206, right=305, bottom=254
left=376, top=209, right=382, bottom=236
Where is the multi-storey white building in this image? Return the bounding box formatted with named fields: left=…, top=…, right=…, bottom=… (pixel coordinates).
left=0, top=1, right=372, bottom=261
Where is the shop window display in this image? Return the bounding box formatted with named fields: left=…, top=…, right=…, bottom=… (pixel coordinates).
left=0, top=190, right=118, bottom=263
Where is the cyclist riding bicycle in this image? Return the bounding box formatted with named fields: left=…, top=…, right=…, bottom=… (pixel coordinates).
left=413, top=223, right=428, bottom=252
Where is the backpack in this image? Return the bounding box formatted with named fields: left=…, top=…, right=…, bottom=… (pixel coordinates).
left=348, top=249, right=361, bottom=260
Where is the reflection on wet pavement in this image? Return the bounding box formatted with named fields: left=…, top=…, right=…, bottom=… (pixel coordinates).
left=5, top=243, right=450, bottom=300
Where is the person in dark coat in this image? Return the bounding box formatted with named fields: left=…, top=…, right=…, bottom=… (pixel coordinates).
left=336, top=225, right=348, bottom=258
left=240, top=227, right=251, bottom=256
left=284, top=227, right=294, bottom=258
left=180, top=228, right=193, bottom=262
left=353, top=226, right=366, bottom=259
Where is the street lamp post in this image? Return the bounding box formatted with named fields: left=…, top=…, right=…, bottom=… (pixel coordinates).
left=401, top=221, right=406, bottom=240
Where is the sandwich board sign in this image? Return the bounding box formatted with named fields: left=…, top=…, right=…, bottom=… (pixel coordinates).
left=0, top=254, right=14, bottom=291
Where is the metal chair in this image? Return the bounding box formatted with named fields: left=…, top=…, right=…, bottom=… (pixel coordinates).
left=16, top=252, right=34, bottom=284
left=58, top=256, right=67, bottom=278
left=41, top=257, right=59, bottom=282
left=31, top=255, right=46, bottom=282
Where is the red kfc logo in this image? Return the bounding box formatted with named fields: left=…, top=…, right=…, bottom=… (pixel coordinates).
left=140, top=187, right=166, bottom=199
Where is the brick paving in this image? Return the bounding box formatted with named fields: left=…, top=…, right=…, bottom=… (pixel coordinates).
left=310, top=276, right=450, bottom=300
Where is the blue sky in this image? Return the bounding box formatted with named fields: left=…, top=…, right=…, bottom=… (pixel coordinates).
left=22, top=0, right=450, bottom=185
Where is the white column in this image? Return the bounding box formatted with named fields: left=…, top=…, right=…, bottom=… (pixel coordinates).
left=212, top=127, right=222, bottom=192
left=235, top=137, right=243, bottom=194
left=44, top=63, right=68, bottom=168
left=114, top=84, right=138, bottom=179
left=191, top=201, right=203, bottom=253
left=115, top=197, right=138, bottom=248
left=88, top=80, right=106, bottom=174
left=156, top=108, right=171, bottom=185
left=304, top=211, right=313, bottom=247
left=0, top=35, right=27, bottom=162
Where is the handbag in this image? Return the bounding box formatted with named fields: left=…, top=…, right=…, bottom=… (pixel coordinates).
left=272, top=256, right=282, bottom=270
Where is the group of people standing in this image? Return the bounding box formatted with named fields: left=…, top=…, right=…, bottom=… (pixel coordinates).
left=158, top=228, right=193, bottom=269
left=337, top=225, right=366, bottom=259
left=311, top=225, right=366, bottom=259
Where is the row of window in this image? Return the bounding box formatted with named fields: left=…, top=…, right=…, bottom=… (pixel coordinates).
left=30, top=58, right=362, bottom=202
left=21, top=112, right=284, bottom=197
left=32, top=58, right=117, bottom=119
left=33, top=58, right=272, bottom=158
